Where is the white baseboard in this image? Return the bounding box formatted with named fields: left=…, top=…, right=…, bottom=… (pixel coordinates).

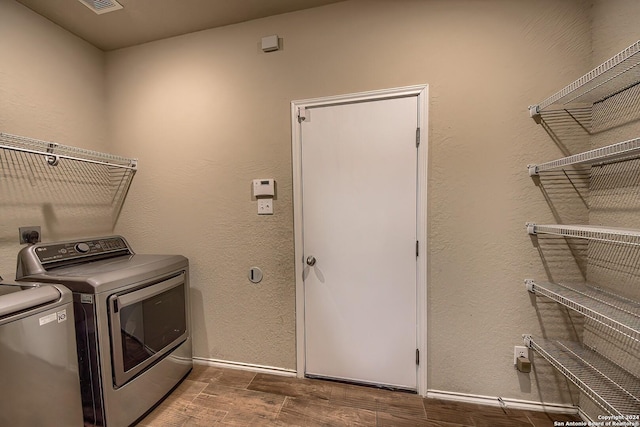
left=427, top=389, right=579, bottom=414
left=193, top=357, right=297, bottom=377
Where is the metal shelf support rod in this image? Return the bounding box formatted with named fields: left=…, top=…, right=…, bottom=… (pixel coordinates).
left=0, top=143, right=137, bottom=170
left=528, top=137, right=640, bottom=176
left=526, top=223, right=640, bottom=247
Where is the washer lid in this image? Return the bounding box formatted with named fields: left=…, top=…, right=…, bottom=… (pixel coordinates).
left=0, top=284, right=61, bottom=319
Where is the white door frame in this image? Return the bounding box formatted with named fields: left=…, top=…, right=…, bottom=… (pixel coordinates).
left=291, top=84, right=429, bottom=396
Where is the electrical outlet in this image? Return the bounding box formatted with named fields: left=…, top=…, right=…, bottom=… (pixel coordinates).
left=19, top=226, right=41, bottom=244
left=514, top=346, right=528, bottom=365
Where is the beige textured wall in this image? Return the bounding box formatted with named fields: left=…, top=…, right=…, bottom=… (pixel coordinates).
left=107, top=0, right=595, bottom=403
left=591, top=0, right=640, bottom=65
left=0, top=0, right=107, bottom=275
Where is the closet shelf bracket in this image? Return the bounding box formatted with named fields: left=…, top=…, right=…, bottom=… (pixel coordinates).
left=528, top=105, right=540, bottom=119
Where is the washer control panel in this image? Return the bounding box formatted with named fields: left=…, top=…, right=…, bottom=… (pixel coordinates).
left=35, top=237, right=131, bottom=264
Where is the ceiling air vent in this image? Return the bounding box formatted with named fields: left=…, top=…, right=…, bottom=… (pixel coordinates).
left=78, top=0, right=123, bottom=15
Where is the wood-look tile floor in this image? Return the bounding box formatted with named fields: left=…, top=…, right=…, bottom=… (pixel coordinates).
left=137, top=365, right=582, bottom=426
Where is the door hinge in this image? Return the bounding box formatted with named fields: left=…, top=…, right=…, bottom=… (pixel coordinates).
left=416, top=240, right=419, bottom=257
left=416, top=349, right=420, bottom=365
left=416, top=127, right=421, bottom=147
left=298, top=107, right=307, bottom=123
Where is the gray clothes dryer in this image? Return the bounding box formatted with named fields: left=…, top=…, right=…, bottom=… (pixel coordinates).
left=16, top=235, right=192, bottom=427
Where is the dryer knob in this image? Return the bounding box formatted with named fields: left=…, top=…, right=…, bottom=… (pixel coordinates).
left=75, top=243, right=90, bottom=253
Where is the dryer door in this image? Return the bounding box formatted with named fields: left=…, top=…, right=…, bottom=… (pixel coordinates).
left=108, top=272, right=187, bottom=387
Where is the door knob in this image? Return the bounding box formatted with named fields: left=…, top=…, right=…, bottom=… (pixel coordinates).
left=306, top=256, right=317, bottom=266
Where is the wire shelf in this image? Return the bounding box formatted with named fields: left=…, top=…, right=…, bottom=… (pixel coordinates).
left=0, top=133, right=137, bottom=168
left=0, top=132, right=137, bottom=227
left=526, top=223, right=640, bottom=247
left=523, top=336, right=640, bottom=416
left=530, top=40, right=640, bottom=115
left=524, top=280, right=640, bottom=343
left=528, top=137, right=640, bottom=176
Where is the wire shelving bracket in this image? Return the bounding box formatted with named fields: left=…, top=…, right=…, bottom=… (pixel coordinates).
left=527, top=137, right=640, bottom=176
left=522, top=336, right=640, bottom=417
left=529, top=40, right=640, bottom=116
left=524, top=280, right=640, bottom=343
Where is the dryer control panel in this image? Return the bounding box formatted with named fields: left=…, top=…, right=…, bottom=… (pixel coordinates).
left=34, top=237, right=131, bottom=265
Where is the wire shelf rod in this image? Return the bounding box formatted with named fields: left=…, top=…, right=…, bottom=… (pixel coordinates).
left=559, top=60, right=640, bottom=107
left=0, top=141, right=137, bottom=171
left=1, top=132, right=134, bottom=163
left=523, top=336, right=640, bottom=416
left=528, top=137, right=640, bottom=176
left=524, top=280, right=640, bottom=343
left=526, top=223, right=640, bottom=247
left=0, top=132, right=137, bottom=169
left=530, top=40, right=640, bottom=114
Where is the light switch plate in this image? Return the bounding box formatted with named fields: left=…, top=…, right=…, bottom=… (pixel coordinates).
left=258, top=198, right=273, bottom=215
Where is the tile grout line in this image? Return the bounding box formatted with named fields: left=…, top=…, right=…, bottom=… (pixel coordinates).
left=179, top=382, right=205, bottom=427
left=275, top=395, right=289, bottom=421
left=421, top=397, right=428, bottom=421
left=245, top=371, right=288, bottom=424
left=245, top=372, right=258, bottom=390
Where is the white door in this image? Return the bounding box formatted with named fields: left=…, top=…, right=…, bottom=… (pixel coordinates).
left=300, top=95, right=418, bottom=390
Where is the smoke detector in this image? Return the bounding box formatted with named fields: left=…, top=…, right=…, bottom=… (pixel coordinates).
left=77, top=0, right=123, bottom=14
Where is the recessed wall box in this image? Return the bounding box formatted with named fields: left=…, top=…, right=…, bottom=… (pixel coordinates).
left=261, top=35, right=279, bottom=52
left=19, top=226, right=41, bottom=244
left=253, top=179, right=275, bottom=197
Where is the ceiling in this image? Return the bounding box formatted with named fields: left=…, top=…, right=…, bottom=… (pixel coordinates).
left=14, top=0, right=346, bottom=51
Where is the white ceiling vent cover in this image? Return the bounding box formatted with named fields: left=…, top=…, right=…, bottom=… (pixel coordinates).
left=78, top=0, right=123, bottom=14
